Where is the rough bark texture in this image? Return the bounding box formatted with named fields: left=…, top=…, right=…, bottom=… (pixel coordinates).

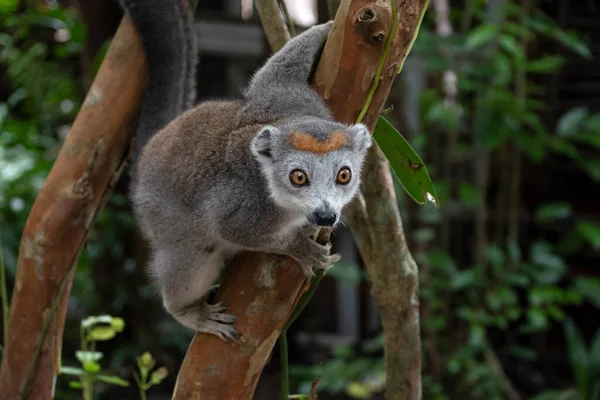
left=0, top=17, right=145, bottom=400
left=173, top=0, right=428, bottom=398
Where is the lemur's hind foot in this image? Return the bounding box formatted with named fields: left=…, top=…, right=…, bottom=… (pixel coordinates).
left=194, top=301, right=238, bottom=341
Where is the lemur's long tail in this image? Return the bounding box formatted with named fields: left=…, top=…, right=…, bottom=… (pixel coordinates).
left=120, top=0, right=198, bottom=154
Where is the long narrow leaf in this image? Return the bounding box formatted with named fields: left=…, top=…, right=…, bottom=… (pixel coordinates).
left=564, top=319, right=589, bottom=395
left=373, top=116, right=439, bottom=206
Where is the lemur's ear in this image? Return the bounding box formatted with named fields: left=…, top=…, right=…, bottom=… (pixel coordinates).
left=251, top=126, right=280, bottom=160
left=348, top=123, right=372, bottom=152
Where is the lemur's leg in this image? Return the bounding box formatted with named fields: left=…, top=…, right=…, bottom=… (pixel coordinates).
left=149, top=242, right=237, bottom=341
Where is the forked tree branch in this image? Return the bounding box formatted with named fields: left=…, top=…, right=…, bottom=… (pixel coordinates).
left=0, top=17, right=146, bottom=400
left=173, top=0, right=428, bottom=398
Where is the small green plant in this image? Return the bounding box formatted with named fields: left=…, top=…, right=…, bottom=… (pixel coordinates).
left=131, top=351, right=169, bottom=400
left=532, top=320, right=600, bottom=400
left=59, top=315, right=130, bottom=400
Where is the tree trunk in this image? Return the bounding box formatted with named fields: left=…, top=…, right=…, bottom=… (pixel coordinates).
left=0, top=17, right=146, bottom=400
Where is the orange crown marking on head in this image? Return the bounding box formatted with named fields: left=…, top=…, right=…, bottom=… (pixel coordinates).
left=289, top=131, right=349, bottom=154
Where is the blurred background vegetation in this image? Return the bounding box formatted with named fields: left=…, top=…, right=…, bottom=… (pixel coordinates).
left=1, top=0, right=599, bottom=399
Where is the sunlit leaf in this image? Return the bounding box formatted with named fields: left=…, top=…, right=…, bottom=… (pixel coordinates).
left=346, top=382, right=372, bottom=399
left=87, top=326, right=117, bottom=341
left=97, top=374, right=130, bottom=387
left=75, top=350, right=103, bottom=364
left=82, top=361, right=101, bottom=373
left=59, top=366, right=84, bottom=376
left=81, top=315, right=114, bottom=329
left=373, top=116, right=438, bottom=206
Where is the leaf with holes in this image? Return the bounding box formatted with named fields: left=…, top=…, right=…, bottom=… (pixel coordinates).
left=373, top=116, right=439, bottom=206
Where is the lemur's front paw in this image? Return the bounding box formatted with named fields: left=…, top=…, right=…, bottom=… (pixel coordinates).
left=293, top=237, right=341, bottom=277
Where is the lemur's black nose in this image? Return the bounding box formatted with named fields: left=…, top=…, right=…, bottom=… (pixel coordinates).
left=313, top=209, right=337, bottom=227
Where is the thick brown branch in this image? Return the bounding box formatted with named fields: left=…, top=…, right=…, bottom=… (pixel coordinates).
left=173, top=0, right=428, bottom=398
left=0, top=17, right=145, bottom=399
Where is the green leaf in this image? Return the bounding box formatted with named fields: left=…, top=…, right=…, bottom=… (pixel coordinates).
left=573, top=277, right=600, bottom=309
left=68, top=381, right=83, bottom=390
left=557, top=107, right=589, bottom=137
left=59, top=366, right=84, bottom=376
left=373, top=116, right=438, bottom=206
left=110, top=317, right=125, bottom=332
left=499, top=35, right=525, bottom=64
left=555, top=31, right=592, bottom=59
left=564, top=319, right=589, bottom=392
left=83, top=361, right=101, bottom=373
left=526, top=55, right=565, bottom=73
left=535, top=203, right=572, bottom=222
left=97, top=374, right=130, bottom=387
left=465, top=24, right=498, bottom=51
left=87, top=326, right=117, bottom=342
left=527, top=308, right=549, bottom=330
left=149, top=367, right=169, bottom=385
left=346, top=382, right=373, bottom=399
left=0, top=0, right=19, bottom=14
left=577, top=222, right=600, bottom=250
left=451, top=269, right=478, bottom=291
left=531, top=242, right=567, bottom=284
left=75, top=350, right=103, bottom=365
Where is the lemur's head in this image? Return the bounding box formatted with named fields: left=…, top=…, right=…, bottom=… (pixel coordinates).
left=251, top=117, right=372, bottom=227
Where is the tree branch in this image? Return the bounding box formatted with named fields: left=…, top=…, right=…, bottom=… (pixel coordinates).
left=0, top=16, right=146, bottom=400
left=255, top=0, right=291, bottom=52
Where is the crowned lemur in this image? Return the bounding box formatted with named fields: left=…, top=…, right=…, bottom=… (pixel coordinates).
left=121, top=0, right=372, bottom=341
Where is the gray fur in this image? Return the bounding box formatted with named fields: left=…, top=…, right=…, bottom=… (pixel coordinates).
left=131, top=21, right=372, bottom=341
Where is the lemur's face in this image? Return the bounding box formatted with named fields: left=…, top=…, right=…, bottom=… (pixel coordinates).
left=251, top=118, right=372, bottom=227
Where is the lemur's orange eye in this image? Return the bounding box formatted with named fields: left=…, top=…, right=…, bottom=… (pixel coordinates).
left=290, top=169, right=309, bottom=186
left=337, top=167, right=352, bottom=184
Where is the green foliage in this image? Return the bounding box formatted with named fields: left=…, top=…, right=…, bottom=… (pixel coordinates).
left=296, top=1, right=598, bottom=399
left=291, top=339, right=385, bottom=399
left=60, top=315, right=130, bottom=400
left=132, top=352, right=169, bottom=400
left=60, top=315, right=168, bottom=400
left=0, top=0, right=85, bottom=280
left=533, top=321, right=600, bottom=400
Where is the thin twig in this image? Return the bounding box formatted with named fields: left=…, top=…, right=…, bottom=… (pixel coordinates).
left=278, top=0, right=296, bottom=37
left=0, top=233, right=8, bottom=346
left=279, top=330, right=289, bottom=399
